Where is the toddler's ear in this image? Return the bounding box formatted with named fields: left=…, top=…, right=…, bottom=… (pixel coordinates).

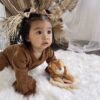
left=25, top=35, right=30, bottom=42
left=26, top=38, right=30, bottom=42
left=27, top=39, right=30, bottom=42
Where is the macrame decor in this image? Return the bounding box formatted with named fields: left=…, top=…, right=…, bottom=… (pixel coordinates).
left=0, top=0, right=78, bottom=50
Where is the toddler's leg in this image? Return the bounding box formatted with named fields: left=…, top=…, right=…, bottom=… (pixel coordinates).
left=0, top=52, right=9, bottom=70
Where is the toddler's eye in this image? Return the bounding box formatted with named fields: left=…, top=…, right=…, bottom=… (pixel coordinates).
left=37, top=31, right=42, bottom=35
left=48, top=30, right=52, bottom=34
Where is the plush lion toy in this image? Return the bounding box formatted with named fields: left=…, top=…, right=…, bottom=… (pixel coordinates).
left=45, top=59, right=76, bottom=89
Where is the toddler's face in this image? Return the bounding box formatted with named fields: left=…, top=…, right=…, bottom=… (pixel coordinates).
left=28, top=20, right=52, bottom=51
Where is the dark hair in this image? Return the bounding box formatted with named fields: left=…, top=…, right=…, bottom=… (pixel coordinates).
left=16, top=12, right=68, bottom=51
left=17, top=13, right=54, bottom=49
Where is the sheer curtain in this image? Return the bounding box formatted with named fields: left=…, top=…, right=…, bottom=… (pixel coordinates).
left=62, top=0, right=100, bottom=52
left=0, top=0, right=79, bottom=51
left=0, top=3, right=9, bottom=51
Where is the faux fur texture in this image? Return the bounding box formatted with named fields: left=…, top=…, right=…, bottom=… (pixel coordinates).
left=0, top=50, right=100, bottom=100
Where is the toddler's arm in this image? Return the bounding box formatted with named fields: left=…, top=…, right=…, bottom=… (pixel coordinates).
left=12, top=48, right=36, bottom=95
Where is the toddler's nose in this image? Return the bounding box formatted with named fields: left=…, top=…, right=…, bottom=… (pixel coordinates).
left=43, top=33, right=49, bottom=39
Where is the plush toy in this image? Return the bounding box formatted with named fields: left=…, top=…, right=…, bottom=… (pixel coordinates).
left=45, top=59, right=76, bottom=89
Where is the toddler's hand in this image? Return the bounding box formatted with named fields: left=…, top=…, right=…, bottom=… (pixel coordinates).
left=13, top=77, right=36, bottom=96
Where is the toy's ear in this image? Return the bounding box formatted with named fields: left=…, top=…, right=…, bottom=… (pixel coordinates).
left=48, top=63, right=51, bottom=67
left=57, top=59, right=60, bottom=62
left=48, top=67, right=53, bottom=74
left=64, top=66, right=67, bottom=71
left=45, top=63, right=52, bottom=74
left=58, top=59, right=65, bottom=67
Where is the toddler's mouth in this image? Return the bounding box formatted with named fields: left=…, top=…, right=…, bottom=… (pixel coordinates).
left=42, top=42, right=49, bottom=45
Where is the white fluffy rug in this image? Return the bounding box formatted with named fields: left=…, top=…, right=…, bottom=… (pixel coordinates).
left=0, top=50, right=100, bottom=100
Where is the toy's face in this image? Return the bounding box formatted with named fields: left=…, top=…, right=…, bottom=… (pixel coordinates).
left=55, top=66, right=64, bottom=75
left=49, top=60, right=65, bottom=75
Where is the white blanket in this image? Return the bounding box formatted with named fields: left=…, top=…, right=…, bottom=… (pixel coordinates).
left=0, top=50, right=100, bottom=100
